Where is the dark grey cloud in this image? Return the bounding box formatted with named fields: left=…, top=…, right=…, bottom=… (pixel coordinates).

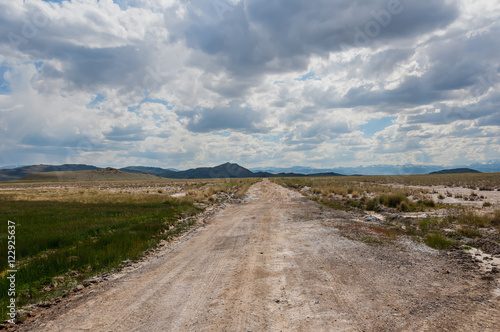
left=477, top=112, right=500, bottom=127
left=358, top=48, right=414, bottom=79
left=398, top=125, right=422, bottom=132
left=0, top=1, right=163, bottom=95
left=20, top=133, right=88, bottom=147
left=184, top=102, right=268, bottom=133
left=31, top=45, right=152, bottom=92
left=421, top=27, right=500, bottom=92
left=283, top=116, right=352, bottom=146
left=321, top=76, right=447, bottom=109
left=310, top=24, right=500, bottom=110
left=406, top=89, right=500, bottom=126
left=105, top=124, right=147, bottom=142
left=181, top=0, right=458, bottom=80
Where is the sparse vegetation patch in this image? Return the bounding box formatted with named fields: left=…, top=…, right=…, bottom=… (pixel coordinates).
left=272, top=175, right=500, bottom=252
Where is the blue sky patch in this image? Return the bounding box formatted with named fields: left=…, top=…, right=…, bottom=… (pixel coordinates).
left=35, top=61, right=44, bottom=71
left=359, top=117, right=397, bottom=137
left=295, top=72, right=316, bottom=81
left=141, top=98, right=172, bottom=108
left=0, top=66, right=11, bottom=95
left=86, top=93, right=105, bottom=109
left=213, top=131, right=231, bottom=137
left=127, top=98, right=172, bottom=114
left=254, top=134, right=283, bottom=143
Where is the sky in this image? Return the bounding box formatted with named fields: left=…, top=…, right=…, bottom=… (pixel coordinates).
left=0, top=0, right=499, bottom=169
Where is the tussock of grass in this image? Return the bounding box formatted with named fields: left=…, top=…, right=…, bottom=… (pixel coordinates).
left=445, top=210, right=500, bottom=228
left=312, top=196, right=348, bottom=211
left=424, top=233, right=458, bottom=250
left=418, top=199, right=436, bottom=208
left=419, top=218, right=442, bottom=233
left=380, top=193, right=408, bottom=208
left=457, top=227, right=482, bottom=238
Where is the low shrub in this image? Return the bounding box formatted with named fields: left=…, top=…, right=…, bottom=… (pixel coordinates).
left=318, top=197, right=348, bottom=211
left=457, top=227, right=482, bottom=238
left=397, top=201, right=411, bottom=212
left=418, top=199, right=436, bottom=208
left=454, top=211, right=492, bottom=227
left=365, top=198, right=380, bottom=211
left=491, top=210, right=500, bottom=226
left=419, top=218, right=441, bottom=233
left=381, top=193, right=408, bottom=208
left=424, top=233, right=457, bottom=250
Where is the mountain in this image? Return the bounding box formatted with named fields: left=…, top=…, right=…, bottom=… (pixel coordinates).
left=20, top=168, right=161, bottom=182
left=0, top=164, right=99, bottom=181
left=429, top=168, right=481, bottom=175
left=120, top=166, right=179, bottom=176
left=159, top=162, right=255, bottom=179
left=250, top=165, right=442, bottom=175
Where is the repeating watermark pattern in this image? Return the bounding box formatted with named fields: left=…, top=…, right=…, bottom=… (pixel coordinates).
left=442, top=71, right=498, bottom=124
left=212, top=0, right=235, bottom=20
left=131, top=63, right=172, bottom=98
left=7, top=6, right=52, bottom=50
left=64, top=126, right=104, bottom=166
left=339, top=0, right=409, bottom=52
left=6, top=220, right=17, bottom=324
left=183, top=0, right=236, bottom=21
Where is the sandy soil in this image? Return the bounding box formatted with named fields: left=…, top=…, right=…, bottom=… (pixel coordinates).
left=13, top=180, right=500, bottom=331
left=390, top=184, right=500, bottom=208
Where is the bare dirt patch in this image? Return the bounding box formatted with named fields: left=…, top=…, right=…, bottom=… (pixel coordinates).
left=10, top=180, right=500, bottom=331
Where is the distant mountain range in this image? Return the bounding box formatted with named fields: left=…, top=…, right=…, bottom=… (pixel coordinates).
left=250, top=160, right=500, bottom=176
left=0, top=161, right=497, bottom=181
left=127, top=163, right=344, bottom=180
left=0, top=163, right=343, bottom=181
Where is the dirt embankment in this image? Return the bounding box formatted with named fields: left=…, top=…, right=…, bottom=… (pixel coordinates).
left=13, top=180, right=500, bottom=331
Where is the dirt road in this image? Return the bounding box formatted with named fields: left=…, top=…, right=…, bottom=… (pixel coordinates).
left=17, top=180, right=500, bottom=331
